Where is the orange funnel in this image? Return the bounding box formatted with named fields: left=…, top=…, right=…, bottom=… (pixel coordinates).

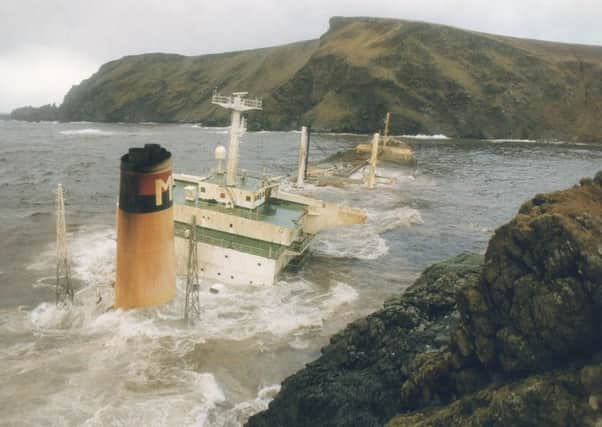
left=114, top=144, right=176, bottom=309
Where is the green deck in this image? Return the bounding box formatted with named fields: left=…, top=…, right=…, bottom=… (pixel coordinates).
left=174, top=179, right=307, bottom=229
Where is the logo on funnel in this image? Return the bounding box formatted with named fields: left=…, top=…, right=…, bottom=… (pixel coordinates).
left=155, top=175, right=173, bottom=207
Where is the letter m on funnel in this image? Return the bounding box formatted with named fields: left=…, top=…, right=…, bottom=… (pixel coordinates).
left=155, top=175, right=173, bottom=206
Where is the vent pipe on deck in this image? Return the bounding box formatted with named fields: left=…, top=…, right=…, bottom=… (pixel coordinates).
left=367, top=133, right=379, bottom=189
left=297, top=126, right=309, bottom=186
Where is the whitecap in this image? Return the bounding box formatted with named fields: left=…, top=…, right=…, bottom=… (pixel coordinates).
left=489, top=138, right=536, bottom=143
left=59, top=128, right=115, bottom=136
left=312, top=206, right=423, bottom=260
left=209, top=384, right=281, bottom=426
left=400, top=133, right=449, bottom=140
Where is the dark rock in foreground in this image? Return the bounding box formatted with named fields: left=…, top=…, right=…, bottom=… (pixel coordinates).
left=389, top=361, right=602, bottom=427
left=248, top=171, right=602, bottom=427
left=457, top=174, right=602, bottom=375
left=247, top=253, right=484, bottom=427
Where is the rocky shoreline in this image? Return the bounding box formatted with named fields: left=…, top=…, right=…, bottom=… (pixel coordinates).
left=247, top=171, right=602, bottom=427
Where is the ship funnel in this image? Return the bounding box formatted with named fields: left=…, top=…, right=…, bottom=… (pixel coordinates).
left=114, top=144, right=176, bottom=309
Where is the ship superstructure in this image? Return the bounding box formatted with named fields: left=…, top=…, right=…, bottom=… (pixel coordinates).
left=173, top=91, right=366, bottom=285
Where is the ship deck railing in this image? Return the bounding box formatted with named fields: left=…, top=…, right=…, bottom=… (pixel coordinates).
left=211, top=94, right=263, bottom=110
left=175, top=221, right=288, bottom=259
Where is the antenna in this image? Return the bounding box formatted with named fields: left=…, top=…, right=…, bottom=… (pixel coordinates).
left=184, top=216, right=201, bottom=322
left=55, top=184, right=74, bottom=306
left=212, top=90, right=262, bottom=186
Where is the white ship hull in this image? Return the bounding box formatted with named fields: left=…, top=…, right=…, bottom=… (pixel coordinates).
left=175, top=236, right=297, bottom=285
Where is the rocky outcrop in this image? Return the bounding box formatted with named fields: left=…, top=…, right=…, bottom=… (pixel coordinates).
left=389, top=362, right=602, bottom=427
left=247, top=253, right=484, bottom=427
left=247, top=172, right=602, bottom=427
left=10, top=104, right=60, bottom=122
left=456, top=173, right=602, bottom=375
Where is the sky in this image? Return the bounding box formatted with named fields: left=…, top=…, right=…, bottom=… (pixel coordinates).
left=1, top=0, right=601, bottom=112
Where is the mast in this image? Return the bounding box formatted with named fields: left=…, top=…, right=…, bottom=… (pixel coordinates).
left=211, top=90, right=262, bottom=187
left=55, top=184, right=74, bottom=306
left=367, top=133, right=379, bottom=189
left=382, top=112, right=391, bottom=147
left=184, top=216, right=201, bottom=322
left=296, top=126, right=309, bottom=187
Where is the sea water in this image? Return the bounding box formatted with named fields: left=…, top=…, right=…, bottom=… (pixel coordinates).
left=0, top=120, right=600, bottom=426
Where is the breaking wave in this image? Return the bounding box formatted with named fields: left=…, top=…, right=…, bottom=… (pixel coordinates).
left=400, top=133, right=449, bottom=140
left=5, top=223, right=362, bottom=426
left=312, top=206, right=423, bottom=260
left=59, top=128, right=116, bottom=136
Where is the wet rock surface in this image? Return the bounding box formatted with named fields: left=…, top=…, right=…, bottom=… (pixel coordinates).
left=247, top=172, right=602, bottom=427
left=246, top=253, right=484, bottom=427
left=459, top=175, right=602, bottom=374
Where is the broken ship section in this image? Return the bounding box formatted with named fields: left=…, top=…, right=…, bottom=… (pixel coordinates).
left=173, top=173, right=313, bottom=285
left=173, top=91, right=366, bottom=286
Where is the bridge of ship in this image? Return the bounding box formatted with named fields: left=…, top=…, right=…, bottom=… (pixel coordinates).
left=172, top=177, right=312, bottom=259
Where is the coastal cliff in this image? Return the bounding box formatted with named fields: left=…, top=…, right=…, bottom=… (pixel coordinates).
left=247, top=171, right=602, bottom=427
left=12, top=17, right=602, bottom=141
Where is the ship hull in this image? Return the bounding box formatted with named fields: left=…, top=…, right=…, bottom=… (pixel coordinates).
left=175, top=235, right=300, bottom=285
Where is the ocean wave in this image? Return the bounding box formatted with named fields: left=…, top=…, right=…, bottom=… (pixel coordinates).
left=209, top=384, right=281, bottom=426
left=400, top=133, right=449, bottom=140
left=312, top=206, right=423, bottom=260
left=489, top=138, right=537, bottom=143
left=25, top=223, right=359, bottom=342
left=315, top=131, right=369, bottom=136
left=59, top=128, right=116, bottom=136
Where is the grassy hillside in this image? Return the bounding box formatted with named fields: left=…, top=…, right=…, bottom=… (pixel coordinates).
left=59, top=39, right=318, bottom=124
left=259, top=17, right=602, bottom=139
left=18, top=17, right=602, bottom=140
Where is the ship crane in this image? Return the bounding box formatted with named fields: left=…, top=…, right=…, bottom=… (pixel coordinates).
left=55, top=184, right=74, bottom=306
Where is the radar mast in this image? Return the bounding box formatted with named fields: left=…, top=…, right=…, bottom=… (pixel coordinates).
left=211, top=90, right=262, bottom=187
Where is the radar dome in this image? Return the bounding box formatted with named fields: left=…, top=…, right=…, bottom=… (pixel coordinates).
left=214, top=146, right=227, bottom=160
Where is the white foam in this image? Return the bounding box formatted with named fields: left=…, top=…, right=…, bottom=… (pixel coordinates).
left=69, top=227, right=115, bottom=287
left=190, top=124, right=230, bottom=133
left=372, top=206, right=424, bottom=232
left=30, top=302, right=89, bottom=330
left=209, top=384, right=281, bottom=427
left=401, top=133, right=449, bottom=140
left=198, top=278, right=358, bottom=340
left=313, top=226, right=389, bottom=260
left=313, top=207, right=423, bottom=260
left=10, top=189, right=393, bottom=426
left=315, top=131, right=369, bottom=136
left=490, top=138, right=536, bottom=143
left=26, top=226, right=115, bottom=289
left=59, top=128, right=115, bottom=136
